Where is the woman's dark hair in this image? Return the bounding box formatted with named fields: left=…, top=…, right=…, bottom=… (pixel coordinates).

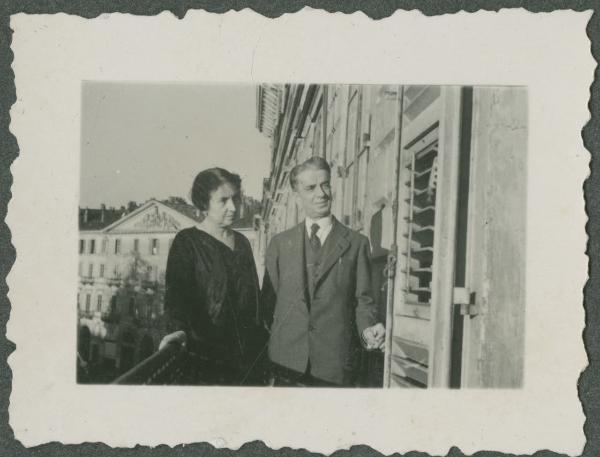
left=191, top=168, right=242, bottom=211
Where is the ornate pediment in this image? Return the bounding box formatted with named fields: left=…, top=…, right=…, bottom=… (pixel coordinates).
left=133, top=208, right=181, bottom=231
left=106, top=201, right=198, bottom=234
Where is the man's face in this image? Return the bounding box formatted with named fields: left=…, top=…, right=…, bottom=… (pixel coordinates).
left=294, top=168, right=332, bottom=219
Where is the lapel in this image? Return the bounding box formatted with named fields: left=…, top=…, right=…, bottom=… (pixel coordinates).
left=283, top=222, right=309, bottom=307
left=314, top=217, right=351, bottom=288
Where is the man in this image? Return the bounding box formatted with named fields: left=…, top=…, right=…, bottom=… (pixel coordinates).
left=261, top=156, right=385, bottom=387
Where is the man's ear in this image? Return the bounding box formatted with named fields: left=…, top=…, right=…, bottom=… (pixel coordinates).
left=292, top=188, right=301, bottom=204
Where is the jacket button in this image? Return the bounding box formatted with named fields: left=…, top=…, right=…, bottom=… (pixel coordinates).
left=309, top=325, right=316, bottom=332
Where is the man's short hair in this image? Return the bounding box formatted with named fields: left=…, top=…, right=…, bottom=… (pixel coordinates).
left=289, top=156, right=331, bottom=190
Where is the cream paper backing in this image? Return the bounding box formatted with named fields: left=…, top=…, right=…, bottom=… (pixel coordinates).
left=7, top=8, right=592, bottom=455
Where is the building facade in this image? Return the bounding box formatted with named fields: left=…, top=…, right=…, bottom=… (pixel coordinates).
left=256, top=84, right=527, bottom=388
left=77, top=197, right=261, bottom=382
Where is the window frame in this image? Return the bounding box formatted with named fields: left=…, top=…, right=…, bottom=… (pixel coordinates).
left=343, top=86, right=362, bottom=225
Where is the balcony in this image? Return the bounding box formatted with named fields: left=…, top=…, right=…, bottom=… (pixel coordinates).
left=80, top=275, right=95, bottom=285
left=79, top=310, right=95, bottom=320
left=107, top=277, right=123, bottom=287
left=112, top=341, right=189, bottom=385
left=111, top=338, right=381, bottom=387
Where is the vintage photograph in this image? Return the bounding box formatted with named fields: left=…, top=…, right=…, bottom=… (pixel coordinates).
left=76, top=82, right=527, bottom=389
left=8, top=9, right=588, bottom=452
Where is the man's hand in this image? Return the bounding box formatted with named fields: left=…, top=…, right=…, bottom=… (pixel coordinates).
left=158, top=330, right=187, bottom=351
left=362, top=323, right=386, bottom=351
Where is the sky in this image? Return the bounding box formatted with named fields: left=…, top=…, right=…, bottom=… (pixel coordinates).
left=80, top=82, right=272, bottom=208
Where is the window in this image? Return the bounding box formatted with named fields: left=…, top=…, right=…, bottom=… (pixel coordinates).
left=114, top=239, right=121, bottom=255
left=101, top=239, right=108, bottom=254
left=85, top=294, right=91, bottom=312
left=79, top=239, right=85, bottom=254
left=331, top=87, right=345, bottom=164
left=99, top=264, right=105, bottom=278
left=326, top=128, right=335, bottom=163
left=370, top=85, right=398, bottom=157
left=346, top=88, right=359, bottom=164
left=150, top=238, right=159, bottom=255
left=146, top=298, right=153, bottom=319
left=87, top=263, right=94, bottom=278
left=89, top=239, right=96, bottom=254
left=343, top=88, right=360, bottom=224
left=324, top=87, right=336, bottom=162
left=313, top=109, right=323, bottom=157
left=96, top=294, right=103, bottom=311
left=113, top=264, right=121, bottom=278
left=343, top=167, right=354, bottom=226
left=133, top=239, right=139, bottom=253
left=355, top=147, right=369, bottom=226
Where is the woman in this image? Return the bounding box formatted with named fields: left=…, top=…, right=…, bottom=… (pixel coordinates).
left=159, top=168, right=267, bottom=386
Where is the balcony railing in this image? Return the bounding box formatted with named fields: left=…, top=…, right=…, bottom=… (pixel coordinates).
left=81, top=275, right=95, bottom=285
left=107, top=277, right=123, bottom=286
left=79, top=310, right=95, bottom=319
left=112, top=341, right=188, bottom=385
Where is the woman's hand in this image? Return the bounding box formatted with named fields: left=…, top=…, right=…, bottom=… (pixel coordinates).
left=158, top=330, right=187, bottom=351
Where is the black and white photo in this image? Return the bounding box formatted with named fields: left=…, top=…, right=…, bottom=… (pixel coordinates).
left=7, top=10, right=589, bottom=454
left=76, top=82, right=527, bottom=389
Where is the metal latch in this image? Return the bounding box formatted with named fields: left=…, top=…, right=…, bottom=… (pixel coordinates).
left=380, top=247, right=398, bottom=293
left=453, top=287, right=477, bottom=316
left=384, top=248, right=397, bottom=278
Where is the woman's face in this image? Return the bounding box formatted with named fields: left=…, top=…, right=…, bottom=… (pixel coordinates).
left=205, top=182, right=240, bottom=228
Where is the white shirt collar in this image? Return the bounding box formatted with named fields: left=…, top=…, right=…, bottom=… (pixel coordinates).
left=305, top=215, right=333, bottom=243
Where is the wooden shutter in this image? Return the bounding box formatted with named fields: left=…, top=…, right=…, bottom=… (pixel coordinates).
left=387, top=86, right=462, bottom=388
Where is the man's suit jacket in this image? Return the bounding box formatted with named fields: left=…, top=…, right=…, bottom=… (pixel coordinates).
left=261, top=217, right=378, bottom=386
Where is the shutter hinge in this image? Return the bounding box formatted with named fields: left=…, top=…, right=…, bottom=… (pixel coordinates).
left=453, top=287, right=477, bottom=316
left=391, top=198, right=399, bottom=221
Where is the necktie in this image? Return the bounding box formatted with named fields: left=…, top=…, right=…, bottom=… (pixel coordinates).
left=310, top=223, right=321, bottom=251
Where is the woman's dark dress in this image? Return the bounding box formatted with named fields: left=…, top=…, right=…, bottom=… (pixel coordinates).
left=165, top=227, right=267, bottom=386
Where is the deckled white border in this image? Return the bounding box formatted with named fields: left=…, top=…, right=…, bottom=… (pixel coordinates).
left=7, top=9, right=592, bottom=455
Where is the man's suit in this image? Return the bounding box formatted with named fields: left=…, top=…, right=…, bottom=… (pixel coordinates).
left=261, top=217, right=377, bottom=386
